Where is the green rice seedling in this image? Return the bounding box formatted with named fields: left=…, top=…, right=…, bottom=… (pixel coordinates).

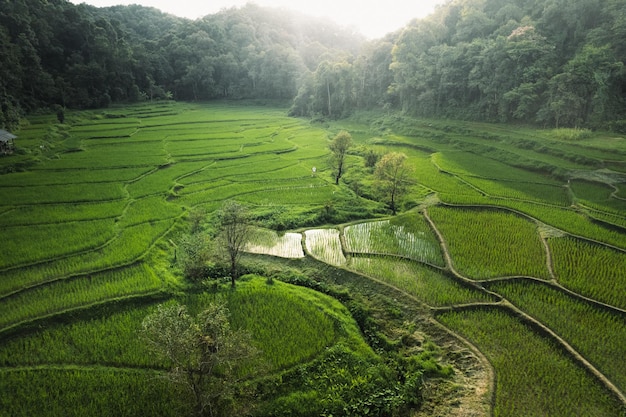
left=349, top=256, right=495, bottom=306
left=458, top=135, right=592, bottom=171
left=72, top=116, right=141, bottom=126
left=224, top=277, right=339, bottom=369
left=184, top=275, right=371, bottom=368
left=167, top=142, right=243, bottom=159
left=465, top=177, right=570, bottom=206
left=0, top=200, right=127, bottom=227
left=29, top=149, right=166, bottom=170
left=126, top=161, right=209, bottom=198
left=344, top=213, right=444, bottom=266
left=178, top=156, right=297, bottom=186
left=0, top=219, right=117, bottom=269
left=174, top=179, right=235, bottom=207
left=0, top=262, right=162, bottom=331
left=570, top=179, right=626, bottom=214
left=438, top=197, right=626, bottom=249
left=0, top=304, right=165, bottom=368
left=240, top=183, right=336, bottom=206
left=0, top=167, right=148, bottom=187
left=304, top=229, right=346, bottom=266
left=549, top=236, right=626, bottom=309
left=431, top=151, right=562, bottom=184
left=164, top=132, right=244, bottom=141
left=428, top=206, right=550, bottom=279
left=240, top=137, right=297, bottom=154
left=178, top=178, right=324, bottom=198
left=88, top=219, right=176, bottom=267
left=585, top=209, right=626, bottom=230
left=71, top=126, right=139, bottom=139
left=117, top=196, right=182, bottom=227
left=83, top=142, right=166, bottom=157
left=0, top=182, right=125, bottom=205
left=0, top=220, right=174, bottom=295
left=245, top=228, right=304, bottom=258
left=413, top=155, right=486, bottom=199
left=0, top=368, right=186, bottom=417
left=488, top=279, right=626, bottom=393
left=438, top=307, right=625, bottom=417
left=236, top=163, right=313, bottom=182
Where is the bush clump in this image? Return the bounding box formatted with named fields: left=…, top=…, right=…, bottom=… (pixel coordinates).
left=551, top=128, right=593, bottom=141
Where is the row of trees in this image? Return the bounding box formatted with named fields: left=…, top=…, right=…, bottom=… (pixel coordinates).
left=329, top=131, right=413, bottom=214
left=0, top=0, right=362, bottom=129
left=292, top=0, right=626, bottom=128
left=2, top=0, right=624, bottom=130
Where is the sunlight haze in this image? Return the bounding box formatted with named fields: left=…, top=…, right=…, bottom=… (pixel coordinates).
left=69, top=0, right=447, bottom=38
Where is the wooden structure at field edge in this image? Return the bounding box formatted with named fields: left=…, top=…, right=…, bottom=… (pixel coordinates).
left=0, top=129, right=16, bottom=154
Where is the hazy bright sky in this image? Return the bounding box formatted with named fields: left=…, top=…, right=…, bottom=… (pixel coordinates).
left=69, top=0, right=446, bottom=39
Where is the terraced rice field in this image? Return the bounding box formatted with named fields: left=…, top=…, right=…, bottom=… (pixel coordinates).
left=2, top=102, right=626, bottom=416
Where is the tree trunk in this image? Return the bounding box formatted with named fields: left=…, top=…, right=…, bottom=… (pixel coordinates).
left=326, top=80, right=332, bottom=117
left=230, top=258, right=237, bottom=287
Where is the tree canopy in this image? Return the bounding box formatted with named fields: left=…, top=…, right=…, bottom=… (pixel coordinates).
left=329, top=130, right=353, bottom=185
left=142, top=302, right=258, bottom=417
left=217, top=200, right=252, bottom=287
left=1, top=0, right=625, bottom=130
left=374, top=152, right=414, bottom=215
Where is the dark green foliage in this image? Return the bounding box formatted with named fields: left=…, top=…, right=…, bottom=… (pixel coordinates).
left=0, top=1, right=363, bottom=126
left=142, top=302, right=259, bottom=417
left=270, top=267, right=352, bottom=302
left=55, top=107, right=64, bottom=124
left=364, top=148, right=381, bottom=168
left=294, top=0, right=626, bottom=128
left=3, top=0, right=625, bottom=129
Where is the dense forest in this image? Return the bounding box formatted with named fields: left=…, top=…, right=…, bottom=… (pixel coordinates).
left=1, top=0, right=625, bottom=130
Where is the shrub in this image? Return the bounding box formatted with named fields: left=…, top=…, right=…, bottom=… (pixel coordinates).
left=551, top=128, right=593, bottom=141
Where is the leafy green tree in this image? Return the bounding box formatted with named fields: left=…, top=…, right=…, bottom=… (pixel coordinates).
left=217, top=200, right=251, bottom=287
left=178, top=232, right=213, bottom=282
left=364, top=148, right=380, bottom=169
left=329, top=130, right=352, bottom=185
left=374, top=152, right=414, bottom=215
left=539, top=44, right=623, bottom=127
left=142, top=302, right=259, bottom=417
left=353, top=40, right=394, bottom=109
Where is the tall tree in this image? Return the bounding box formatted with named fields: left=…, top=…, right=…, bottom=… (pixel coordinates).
left=217, top=200, right=251, bottom=287
left=374, top=152, right=414, bottom=215
left=142, top=302, right=258, bottom=417
left=329, top=130, right=353, bottom=185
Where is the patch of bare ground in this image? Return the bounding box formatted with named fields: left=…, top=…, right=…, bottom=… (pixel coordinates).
left=414, top=318, right=492, bottom=417
left=569, top=168, right=626, bottom=185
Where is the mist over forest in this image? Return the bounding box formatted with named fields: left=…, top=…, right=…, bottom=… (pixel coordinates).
left=1, top=0, right=625, bottom=130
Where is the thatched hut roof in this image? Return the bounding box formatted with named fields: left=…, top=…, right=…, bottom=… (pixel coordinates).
left=0, top=129, right=16, bottom=143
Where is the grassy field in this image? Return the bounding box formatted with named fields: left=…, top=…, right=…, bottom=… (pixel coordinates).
left=1, top=101, right=626, bottom=416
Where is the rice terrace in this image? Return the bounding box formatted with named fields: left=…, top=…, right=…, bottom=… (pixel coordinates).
left=0, top=100, right=625, bottom=416
left=2, top=0, right=626, bottom=415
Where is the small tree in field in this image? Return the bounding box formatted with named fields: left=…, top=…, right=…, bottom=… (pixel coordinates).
left=142, top=302, right=258, bottom=417
left=364, top=148, right=380, bottom=169
left=329, top=130, right=352, bottom=185
left=217, top=200, right=251, bottom=287
left=374, top=152, right=414, bottom=215
left=178, top=232, right=213, bottom=282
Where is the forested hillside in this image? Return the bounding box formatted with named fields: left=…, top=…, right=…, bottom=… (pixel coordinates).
left=0, top=0, right=363, bottom=129
left=1, top=0, right=625, bottom=130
